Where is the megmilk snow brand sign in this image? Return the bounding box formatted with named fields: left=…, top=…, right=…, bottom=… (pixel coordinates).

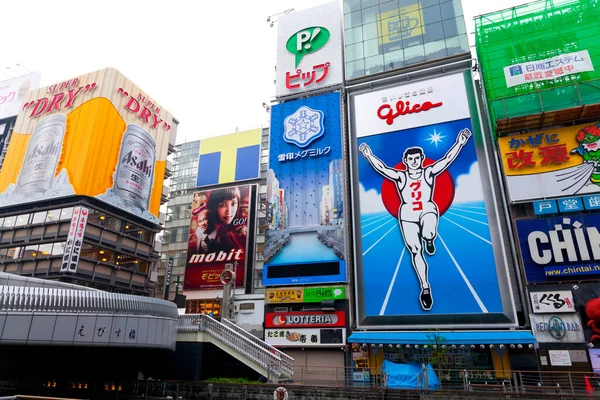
left=265, top=311, right=346, bottom=328
left=0, top=68, right=176, bottom=224
left=275, top=1, right=343, bottom=97
left=184, top=185, right=250, bottom=289
left=498, top=122, right=600, bottom=202
left=0, top=72, right=41, bottom=120
left=350, top=71, right=516, bottom=328
left=529, top=313, right=585, bottom=343
left=264, top=92, right=346, bottom=286
left=504, top=50, right=594, bottom=88
left=529, top=290, right=575, bottom=313
left=516, top=215, right=600, bottom=283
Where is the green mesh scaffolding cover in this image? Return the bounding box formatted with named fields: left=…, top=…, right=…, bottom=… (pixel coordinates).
left=475, top=0, right=600, bottom=123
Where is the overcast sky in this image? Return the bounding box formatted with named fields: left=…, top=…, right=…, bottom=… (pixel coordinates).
left=1, top=0, right=527, bottom=144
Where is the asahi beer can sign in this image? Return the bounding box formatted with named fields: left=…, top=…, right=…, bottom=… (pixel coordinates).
left=0, top=68, right=176, bottom=225
left=16, top=114, right=66, bottom=194
left=114, top=124, right=156, bottom=210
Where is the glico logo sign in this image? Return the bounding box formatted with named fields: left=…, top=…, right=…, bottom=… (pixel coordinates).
left=527, top=218, right=600, bottom=265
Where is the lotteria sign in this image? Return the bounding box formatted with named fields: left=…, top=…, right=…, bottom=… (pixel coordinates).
left=275, top=2, right=343, bottom=97
left=516, top=214, right=600, bottom=283
left=265, top=311, right=346, bottom=328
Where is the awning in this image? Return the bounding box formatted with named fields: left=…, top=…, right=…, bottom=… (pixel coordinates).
left=347, top=331, right=536, bottom=345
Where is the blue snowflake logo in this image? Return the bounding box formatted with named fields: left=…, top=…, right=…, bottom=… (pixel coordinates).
left=283, top=106, right=325, bottom=148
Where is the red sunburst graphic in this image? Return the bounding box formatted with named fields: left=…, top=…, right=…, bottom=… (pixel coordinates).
left=381, top=158, right=455, bottom=219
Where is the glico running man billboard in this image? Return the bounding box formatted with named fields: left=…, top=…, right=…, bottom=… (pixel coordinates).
left=350, top=71, right=517, bottom=328
left=0, top=68, right=176, bottom=224
left=264, top=91, right=346, bottom=286
left=184, top=185, right=250, bottom=289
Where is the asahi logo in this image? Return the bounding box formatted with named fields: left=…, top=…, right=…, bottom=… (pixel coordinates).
left=273, top=313, right=338, bottom=325
left=25, top=141, right=61, bottom=163
left=121, top=150, right=153, bottom=178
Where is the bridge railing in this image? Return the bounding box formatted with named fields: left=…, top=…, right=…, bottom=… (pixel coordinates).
left=0, top=285, right=178, bottom=319
left=177, top=314, right=294, bottom=379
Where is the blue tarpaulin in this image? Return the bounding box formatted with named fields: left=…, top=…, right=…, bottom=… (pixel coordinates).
left=381, top=360, right=440, bottom=390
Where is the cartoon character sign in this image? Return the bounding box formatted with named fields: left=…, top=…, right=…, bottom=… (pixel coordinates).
left=499, top=121, right=600, bottom=202
left=573, top=283, right=600, bottom=344
left=355, top=117, right=504, bottom=318
left=359, top=129, right=472, bottom=309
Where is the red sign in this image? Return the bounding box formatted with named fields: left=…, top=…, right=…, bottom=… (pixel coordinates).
left=265, top=311, right=346, bottom=328
left=377, top=99, right=443, bottom=125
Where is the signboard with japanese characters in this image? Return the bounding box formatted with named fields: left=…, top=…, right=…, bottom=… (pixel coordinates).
left=0, top=72, right=41, bottom=120
left=504, top=50, right=594, bottom=88
left=265, top=286, right=345, bottom=304
left=549, top=350, right=572, bottom=366
left=275, top=2, right=343, bottom=98
left=498, top=122, right=600, bottom=202
left=265, top=327, right=346, bottom=347
left=265, top=311, right=346, bottom=328
left=264, top=92, right=346, bottom=286
left=529, top=313, right=585, bottom=343
left=516, top=214, right=600, bottom=283
left=60, top=206, right=88, bottom=273
left=350, top=70, right=518, bottom=329
left=529, top=290, right=575, bottom=313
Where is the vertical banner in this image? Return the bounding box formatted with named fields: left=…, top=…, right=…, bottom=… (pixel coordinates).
left=350, top=71, right=516, bottom=327
left=60, top=206, right=88, bottom=273
left=184, top=185, right=250, bottom=289
left=61, top=206, right=82, bottom=272
left=264, top=92, right=346, bottom=286
left=164, top=257, right=174, bottom=300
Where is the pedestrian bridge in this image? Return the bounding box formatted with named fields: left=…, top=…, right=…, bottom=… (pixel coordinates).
left=0, top=272, right=294, bottom=383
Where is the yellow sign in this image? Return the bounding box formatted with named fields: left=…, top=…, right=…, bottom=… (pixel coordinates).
left=498, top=122, right=600, bottom=202
left=266, top=287, right=304, bottom=304
left=378, top=3, right=425, bottom=46
left=498, top=123, right=592, bottom=176
left=0, top=68, right=175, bottom=223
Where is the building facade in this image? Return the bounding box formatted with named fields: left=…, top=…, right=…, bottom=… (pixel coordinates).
left=156, top=128, right=270, bottom=322
left=476, top=0, right=600, bottom=373
left=0, top=68, right=177, bottom=296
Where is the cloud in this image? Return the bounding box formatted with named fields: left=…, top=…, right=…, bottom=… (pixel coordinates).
left=452, top=162, right=484, bottom=204
left=359, top=183, right=387, bottom=214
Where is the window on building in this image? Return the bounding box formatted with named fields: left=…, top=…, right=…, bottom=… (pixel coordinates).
left=59, top=207, right=74, bottom=221
left=14, top=214, right=30, bottom=227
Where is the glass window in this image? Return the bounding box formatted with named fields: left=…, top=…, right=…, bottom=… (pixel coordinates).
left=343, top=0, right=361, bottom=13
left=362, top=0, right=378, bottom=9
left=425, top=39, right=448, bottom=60
left=421, top=4, right=442, bottom=24
left=363, top=37, right=380, bottom=58
left=442, top=18, right=459, bottom=37
left=23, top=245, right=38, bottom=258
left=80, top=244, right=100, bottom=260
left=38, top=243, right=53, bottom=256
left=15, top=214, right=30, bottom=227
left=32, top=211, right=47, bottom=224
left=424, top=22, right=445, bottom=42
left=60, top=207, right=73, bottom=220
left=105, top=215, right=121, bottom=231
left=440, top=1, right=460, bottom=20
left=347, top=59, right=366, bottom=80
left=365, top=54, right=384, bottom=75
left=362, top=5, right=379, bottom=24
left=2, top=215, right=17, bottom=228
left=98, top=248, right=116, bottom=263
left=384, top=49, right=405, bottom=70
left=46, top=209, right=60, bottom=222
left=404, top=44, right=426, bottom=65
left=346, top=43, right=364, bottom=62
left=345, top=26, right=363, bottom=45
left=51, top=243, right=65, bottom=256
left=362, top=22, right=379, bottom=41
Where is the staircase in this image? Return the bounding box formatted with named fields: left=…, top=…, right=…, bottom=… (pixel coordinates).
left=177, top=314, right=294, bottom=382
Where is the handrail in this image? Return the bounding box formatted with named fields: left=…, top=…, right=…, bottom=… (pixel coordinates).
left=0, top=285, right=178, bottom=319
left=177, top=314, right=294, bottom=378
left=220, top=318, right=294, bottom=366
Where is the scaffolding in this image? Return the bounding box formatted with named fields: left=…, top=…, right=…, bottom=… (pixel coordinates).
left=475, top=0, right=600, bottom=133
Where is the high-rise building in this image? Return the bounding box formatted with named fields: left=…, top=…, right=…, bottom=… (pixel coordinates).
left=156, top=128, right=270, bottom=314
